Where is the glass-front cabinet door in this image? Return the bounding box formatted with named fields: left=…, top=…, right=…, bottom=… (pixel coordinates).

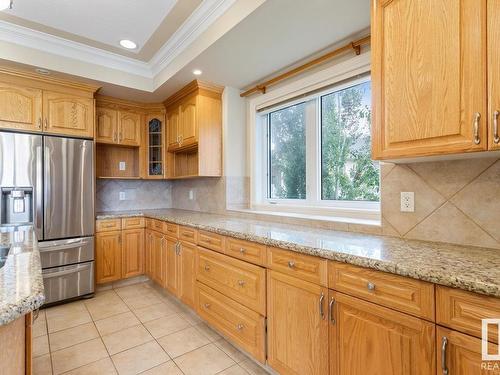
left=145, top=113, right=165, bottom=178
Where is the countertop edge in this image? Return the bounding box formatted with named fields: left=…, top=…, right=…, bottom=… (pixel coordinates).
left=96, top=211, right=500, bottom=298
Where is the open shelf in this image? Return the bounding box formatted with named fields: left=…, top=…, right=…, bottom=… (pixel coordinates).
left=96, top=144, right=140, bottom=179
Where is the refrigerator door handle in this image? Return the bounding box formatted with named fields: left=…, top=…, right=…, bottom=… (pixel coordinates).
left=44, top=143, right=52, bottom=237
left=35, top=145, right=44, bottom=239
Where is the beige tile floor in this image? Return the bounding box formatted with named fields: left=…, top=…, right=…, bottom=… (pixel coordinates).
left=32, top=281, right=271, bottom=375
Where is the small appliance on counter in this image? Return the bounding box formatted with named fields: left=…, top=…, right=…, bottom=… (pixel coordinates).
left=0, top=131, right=95, bottom=305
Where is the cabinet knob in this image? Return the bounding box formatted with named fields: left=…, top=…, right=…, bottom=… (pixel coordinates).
left=287, top=260, right=295, bottom=268
left=204, top=303, right=211, bottom=309
left=367, top=282, right=376, bottom=291
left=238, top=280, right=245, bottom=287
left=236, top=323, right=244, bottom=331
left=204, top=264, right=210, bottom=271
left=239, top=247, right=246, bottom=254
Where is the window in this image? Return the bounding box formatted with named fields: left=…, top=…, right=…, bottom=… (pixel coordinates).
left=257, top=75, right=379, bottom=220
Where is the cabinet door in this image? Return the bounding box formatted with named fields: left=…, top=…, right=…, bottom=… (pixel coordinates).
left=145, top=114, right=165, bottom=178
left=122, top=229, right=144, bottom=279
left=43, top=91, right=94, bottom=138
left=118, top=111, right=141, bottom=146
left=167, top=109, right=179, bottom=150
left=145, top=230, right=153, bottom=278
left=96, top=231, right=122, bottom=284
left=96, top=107, right=118, bottom=144
left=372, top=0, right=487, bottom=159
left=330, top=291, right=435, bottom=375
left=488, top=0, right=500, bottom=150
left=0, top=82, right=42, bottom=132
left=267, top=270, right=329, bottom=375
left=179, top=95, right=197, bottom=148
left=437, top=327, right=500, bottom=375
left=178, top=241, right=196, bottom=308
left=152, top=232, right=166, bottom=287
left=166, top=238, right=179, bottom=296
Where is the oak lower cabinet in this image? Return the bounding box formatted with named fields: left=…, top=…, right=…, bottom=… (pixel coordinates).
left=151, top=231, right=166, bottom=287
left=178, top=241, right=196, bottom=308
left=122, top=229, right=144, bottom=278
left=330, top=291, right=435, bottom=375
left=437, top=327, right=500, bottom=375
left=96, top=231, right=122, bottom=284
left=267, top=270, right=329, bottom=375
left=166, top=237, right=179, bottom=295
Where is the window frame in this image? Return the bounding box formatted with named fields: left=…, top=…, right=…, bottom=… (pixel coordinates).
left=248, top=52, right=378, bottom=222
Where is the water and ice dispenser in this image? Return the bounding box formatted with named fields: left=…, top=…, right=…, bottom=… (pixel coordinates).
left=0, top=187, right=33, bottom=225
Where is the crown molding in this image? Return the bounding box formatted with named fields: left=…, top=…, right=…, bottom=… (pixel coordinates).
left=0, top=0, right=237, bottom=87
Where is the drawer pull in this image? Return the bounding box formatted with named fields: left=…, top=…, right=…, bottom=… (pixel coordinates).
left=236, top=323, right=244, bottom=331
left=367, top=282, right=376, bottom=291
left=239, top=247, right=246, bottom=254
left=287, top=260, right=296, bottom=269
left=204, top=264, right=210, bottom=271
left=328, top=298, right=335, bottom=324
left=319, top=293, right=325, bottom=320
left=204, top=303, right=211, bottom=309
left=494, top=110, right=500, bottom=144
left=441, top=336, right=449, bottom=375
left=473, top=112, right=481, bottom=145
left=238, top=280, right=246, bottom=287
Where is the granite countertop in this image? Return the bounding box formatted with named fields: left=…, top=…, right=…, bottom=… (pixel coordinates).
left=97, top=209, right=500, bottom=298
left=0, top=225, right=45, bottom=326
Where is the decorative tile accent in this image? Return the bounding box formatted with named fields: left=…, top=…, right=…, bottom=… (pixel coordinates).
left=381, top=165, right=446, bottom=235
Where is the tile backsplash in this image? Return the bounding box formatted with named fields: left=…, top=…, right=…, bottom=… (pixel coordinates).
left=96, top=157, right=500, bottom=250
left=96, top=179, right=172, bottom=212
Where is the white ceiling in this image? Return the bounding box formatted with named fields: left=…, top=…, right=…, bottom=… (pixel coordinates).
left=101, top=0, right=371, bottom=100
left=3, top=0, right=177, bottom=53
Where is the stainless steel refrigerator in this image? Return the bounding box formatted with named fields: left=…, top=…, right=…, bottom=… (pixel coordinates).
left=0, top=131, right=95, bottom=305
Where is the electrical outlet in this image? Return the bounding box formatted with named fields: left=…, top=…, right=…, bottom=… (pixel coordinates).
left=119, top=191, right=126, bottom=201
left=119, top=161, right=126, bottom=171
left=189, top=189, right=195, bottom=200
left=400, top=192, right=415, bottom=212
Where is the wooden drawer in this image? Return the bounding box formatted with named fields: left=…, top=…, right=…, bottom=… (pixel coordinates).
left=96, top=219, right=121, bottom=232
left=198, top=230, right=224, bottom=253
left=179, top=226, right=198, bottom=244
left=329, top=262, right=435, bottom=320
left=164, top=222, right=179, bottom=238
left=122, top=217, right=145, bottom=229
left=225, top=238, right=266, bottom=266
left=437, top=286, right=500, bottom=343
left=196, top=247, right=266, bottom=315
left=148, top=219, right=164, bottom=232
left=196, top=282, right=265, bottom=363
left=267, top=247, right=328, bottom=286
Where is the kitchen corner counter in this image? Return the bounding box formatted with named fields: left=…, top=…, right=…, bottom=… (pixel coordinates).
left=0, top=226, right=45, bottom=325
left=97, top=209, right=500, bottom=298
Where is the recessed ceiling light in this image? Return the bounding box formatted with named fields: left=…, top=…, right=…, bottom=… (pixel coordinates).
left=119, top=39, right=137, bottom=49
left=192, top=69, right=202, bottom=76
left=35, top=68, right=50, bottom=75
left=0, top=0, right=12, bottom=11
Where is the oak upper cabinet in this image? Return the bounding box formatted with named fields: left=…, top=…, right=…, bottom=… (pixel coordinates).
left=330, top=291, right=435, bottom=375
left=167, top=110, right=180, bottom=150
left=145, top=113, right=166, bottom=178
left=178, top=241, right=196, bottom=308
left=179, top=95, right=197, bottom=148
left=118, top=111, right=141, bottom=146
left=96, top=107, right=118, bottom=144
left=488, top=0, right=500, bottom=151
left=96, top=231, right=122, bottom=284
left=0, top=81, right=42, bottom=132
left=43, top=90, right=94, bottom=138
left=166, top=237, right=179, bottom=295
left=267, top=270, right=329, bottom=375
left=122, top=229, right=144, bottom=279
left=371, top=0, right=487, bottom=159
left=437, top=327, right=500, bottom=375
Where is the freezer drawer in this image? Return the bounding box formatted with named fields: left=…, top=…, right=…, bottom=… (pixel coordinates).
left=39, top=236, right=94, bottom=268
left=42, top=261, right=94, bottom=304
